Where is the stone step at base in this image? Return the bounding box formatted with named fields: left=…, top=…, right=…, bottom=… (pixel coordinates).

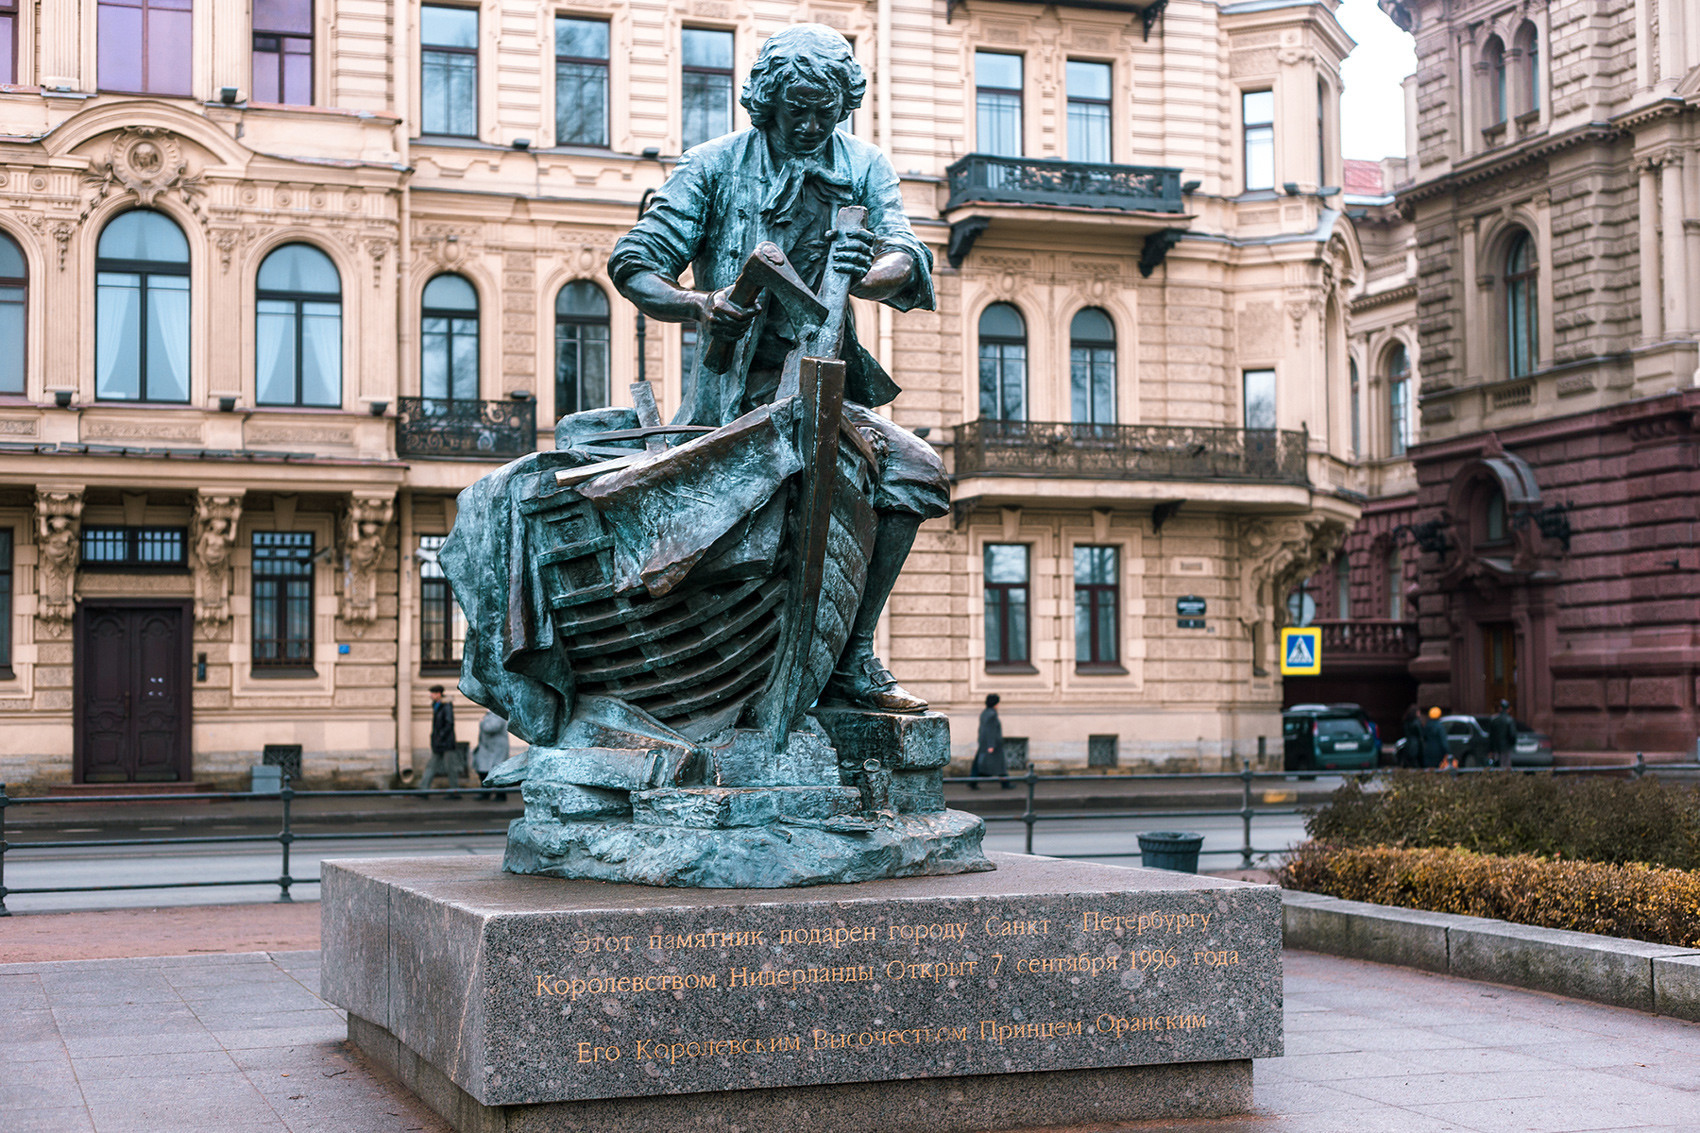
left=631, top=785, right=862, bottom=829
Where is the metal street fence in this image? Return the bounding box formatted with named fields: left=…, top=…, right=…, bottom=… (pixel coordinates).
left=0, top=755, right=1691, bottom=914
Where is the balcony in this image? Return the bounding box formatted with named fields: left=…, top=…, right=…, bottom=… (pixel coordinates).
left=945, top=155, right=1184, bottom=215
left=1312, top=619, right=1419, bottom=660
left=954, top=420, right=1310, bottom=487
left=395, top=397, right=536, bottom=461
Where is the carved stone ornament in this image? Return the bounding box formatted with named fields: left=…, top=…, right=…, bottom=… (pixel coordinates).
left=340, top=493, right=395, bottom=631
left=35, top=488, right=85, bottom=635
left=80, top=127, right=208, bottom=230
left=191, top=492, right=244, bottom=628
left=1236, top=516, right=1348, bottom=671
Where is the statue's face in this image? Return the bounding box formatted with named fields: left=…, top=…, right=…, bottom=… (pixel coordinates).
left=771, top=81, right=843, bottom=158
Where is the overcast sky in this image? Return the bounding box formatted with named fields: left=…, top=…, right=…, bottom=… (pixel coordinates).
left=1335, top=0, right=1418, bottom=160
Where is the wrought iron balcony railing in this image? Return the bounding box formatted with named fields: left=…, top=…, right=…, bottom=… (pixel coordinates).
left=954, top=420, right=1310, bottom=486
left=1311, top=619, right=1420, bottom=658
left=945, top=155, right=1185, bottom=214
left=395, top=397, right=536, bottom=460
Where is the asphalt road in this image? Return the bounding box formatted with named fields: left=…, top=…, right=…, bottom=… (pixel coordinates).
left=1, top=811, right=1311, bottom=914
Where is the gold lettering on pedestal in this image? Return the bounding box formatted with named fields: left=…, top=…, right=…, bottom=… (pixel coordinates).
left=1095, top=1013, right=1209, bottom=1036
left=1081, top=911, right=1213, bottom=935
left=978, top=1019, right=1085, bottom=1044
left=536, top=972, right=720, bottom=999
left=983, top=916, right=1051, bottom=937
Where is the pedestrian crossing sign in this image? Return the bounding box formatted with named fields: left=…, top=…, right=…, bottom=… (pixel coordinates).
left=1280, top=627, right=1322, bottom=675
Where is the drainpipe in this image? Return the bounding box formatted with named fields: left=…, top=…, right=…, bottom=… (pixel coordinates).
left=395, top=490, right=414, bottom=784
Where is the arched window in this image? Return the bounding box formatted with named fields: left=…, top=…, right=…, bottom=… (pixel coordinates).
left=1514, top=22, right=1539, bottom=114
left=1505, top=232, right=1537, bottom=378
left=421, top=274, right=478, bottom=400
left=1386, top=342, right=1411, bottom=456
left=1069, top=307, right=1115, bottom=427
left=1483, top=36, right=1507, bottom=126
left=96, top=210, right=190, bottom=403
left=555, top=281, right=610, bottom=417
left=256, top=244, right=341, bottom=407
left=977, top=303, right=1026, bottom=422
left=0, top=232, right=24, bottom=394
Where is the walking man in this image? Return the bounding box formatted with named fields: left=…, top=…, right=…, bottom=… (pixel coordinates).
left=420, top=685, right=460, bottom=796
left=1421, top=706, right=1449, bottom=770
left=972, top=694, right=1010, bottom=789
left=1487, top=699, right=1517, bottom=769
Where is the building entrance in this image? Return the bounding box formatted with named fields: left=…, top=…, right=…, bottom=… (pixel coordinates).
left=1482, top=622, right=1517, bottom=713
left=76, top=603, right=191, bottom=783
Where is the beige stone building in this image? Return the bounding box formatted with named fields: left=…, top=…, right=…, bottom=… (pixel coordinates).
left=0, top=0, right=1365, bottom=788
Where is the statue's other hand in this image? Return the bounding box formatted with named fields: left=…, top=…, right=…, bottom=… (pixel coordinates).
left=700, top=287, right=760, bottom=340
left=829, top=227, right=878, bottom=278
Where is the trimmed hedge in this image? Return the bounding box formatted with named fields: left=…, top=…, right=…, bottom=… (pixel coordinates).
left=1304, top=771, right=1700, bottom=870
left=1280, top=843, right=1700, bottom=948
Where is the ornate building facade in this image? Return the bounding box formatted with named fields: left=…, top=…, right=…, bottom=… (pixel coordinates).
left=0, top=0, right=1361, bottom=787
left=1365, top=0, right=1700, bottom=756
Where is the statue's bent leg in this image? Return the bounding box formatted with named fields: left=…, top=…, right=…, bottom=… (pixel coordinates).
left=821, top=407, right=949, bottom=713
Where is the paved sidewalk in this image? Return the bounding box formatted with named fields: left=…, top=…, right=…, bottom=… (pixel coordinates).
left=2, top=944, right=1698, bottom=1132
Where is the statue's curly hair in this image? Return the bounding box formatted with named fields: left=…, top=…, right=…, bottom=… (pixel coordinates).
left=739, top=24, right=866, bottom=130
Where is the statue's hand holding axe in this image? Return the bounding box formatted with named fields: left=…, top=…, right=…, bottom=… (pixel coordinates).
left=699, top=243, right=828, bottom=374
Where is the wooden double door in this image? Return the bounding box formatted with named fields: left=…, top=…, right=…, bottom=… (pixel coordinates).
left=76, top=603, right=192, bottom=783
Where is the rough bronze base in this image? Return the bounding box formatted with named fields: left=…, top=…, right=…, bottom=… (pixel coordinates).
left=502, top=807, right=993, bottom=888
left=349, top=1012, right=1254, bottom=1133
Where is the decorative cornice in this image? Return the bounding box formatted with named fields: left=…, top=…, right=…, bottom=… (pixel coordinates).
left=1351, top=282, right=1417, bottom=313
left=1396, top=123, right=1625, bottom=206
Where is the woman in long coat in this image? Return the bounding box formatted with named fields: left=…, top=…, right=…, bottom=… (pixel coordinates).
left=472, top=711, right=510, bottom=801
left=972, top=694, right=1009, bottom=788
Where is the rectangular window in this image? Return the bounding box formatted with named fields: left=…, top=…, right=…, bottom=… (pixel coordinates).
left=1073, top=545, right=1119, bottom=667
left=1243, top=368, right=1276, bottom=431
left=681, top=28, right=733, bottom=151
left=80, top=525, right=187, bottom=570
left=421, top=5, right=479, bottom=137
left=252, top=532, right=315, bottom=672
left=0, top=528, right=12, bottom=676
left=419, top=534, right=467, bottom=671
left=1335, top=553, right=1351, bottom=620
left=1242, top=89, right=1275, bottom=191
left=98, top=0, right=192, bottom=95
left=0, top=0, right=16, bottom=86
left=976, top=51, right=1023, bottom=157
left=984, top=543, right=1030, bottom=668
left=252, top=0, right=313, bottom=104
left=556, top=16, right=609, bottom=147
left=1066, top=60, right=1112, bottom=164
left=681, top=324, right=698, bottom=380
left=1317, top=81, right=1328, bottom=186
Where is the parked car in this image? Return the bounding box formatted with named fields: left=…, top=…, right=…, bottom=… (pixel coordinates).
left=1392, top=714, right=1557, bottom=768
left=1282, top=704, right=1380, bottom=772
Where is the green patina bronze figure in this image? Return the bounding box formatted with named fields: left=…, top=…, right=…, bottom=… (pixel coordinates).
left=440, top=24, right=990, bottom=888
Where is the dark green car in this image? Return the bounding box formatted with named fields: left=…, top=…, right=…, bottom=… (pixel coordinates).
left=1282, top=704, right=1380, bottom=772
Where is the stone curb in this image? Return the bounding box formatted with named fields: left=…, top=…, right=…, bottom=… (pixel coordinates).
left=1281, top=889, right=1700, bottom=1021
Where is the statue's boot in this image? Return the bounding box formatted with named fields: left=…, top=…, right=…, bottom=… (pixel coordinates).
left=821, top=515, right=927, bottom=713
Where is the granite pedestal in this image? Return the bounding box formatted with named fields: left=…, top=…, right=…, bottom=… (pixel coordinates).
left=321, top=853, right=1283, bottom=1132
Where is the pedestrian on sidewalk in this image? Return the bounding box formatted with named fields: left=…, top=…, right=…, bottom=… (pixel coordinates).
left=1487, top=699, right=1517, bottom=769
left=1400, top=704, right=1423, bottom=769
left=420, top=685, right=460, bottom=797
left=972, top=694, right=1010, bottom=789
left=1421, top=706, right=1449, bottom=770
left=472, top=710, right=510, bottom=801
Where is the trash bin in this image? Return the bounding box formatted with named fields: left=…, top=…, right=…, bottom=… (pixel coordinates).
left=1137, top=831, right=1205, bottom=873
left=251, top=764, right=283, bottom=795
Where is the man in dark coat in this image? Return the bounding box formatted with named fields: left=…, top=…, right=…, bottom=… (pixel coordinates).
left=1420, top=707, right=1449, bottom=770
left=972, top=694, right=1009, bottom=789
left=1487, top=700, right=1517, bottom=768
left=420, top=685, right=460, bottom=795
left=1399, top=705, right=1423, bottom=769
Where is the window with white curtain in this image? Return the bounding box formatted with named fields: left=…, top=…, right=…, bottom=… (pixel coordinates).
left=96, top=210, right=190, bottom=403
left=256, top=244, right=341, bottom=407
left=0, top=232, right=23, bottom=394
